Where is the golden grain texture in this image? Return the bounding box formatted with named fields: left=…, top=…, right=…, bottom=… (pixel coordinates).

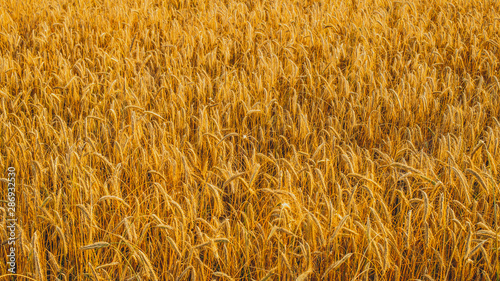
left=1, top=0, right=500, bottom=280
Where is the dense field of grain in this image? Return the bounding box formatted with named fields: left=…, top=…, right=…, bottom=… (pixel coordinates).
left=1, top=0, right=500, bottom=280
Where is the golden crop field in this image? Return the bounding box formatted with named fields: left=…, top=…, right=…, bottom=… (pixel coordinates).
left=1, top=0, right=500, bottom=279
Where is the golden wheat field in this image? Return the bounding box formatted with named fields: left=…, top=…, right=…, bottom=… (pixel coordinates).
left=0, top=0, right=500, bottom=280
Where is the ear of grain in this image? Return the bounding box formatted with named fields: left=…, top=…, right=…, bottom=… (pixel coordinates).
left=329, top=215, right=350, bottom=243
left=80, top=242, right=111, bottom=250
left=213, top=271, right=235, bottom=281
left=466, top=169, right=489, bottom=193
left=32, top=232, right=46, bottom=281
left=322, top=253, right=354, bottom=278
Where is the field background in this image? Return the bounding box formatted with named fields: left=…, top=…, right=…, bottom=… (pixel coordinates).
left=1, top=0, right=500, bottom=280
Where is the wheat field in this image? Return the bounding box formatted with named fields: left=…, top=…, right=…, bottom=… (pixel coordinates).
left=0, top=0, right=500, bottom=280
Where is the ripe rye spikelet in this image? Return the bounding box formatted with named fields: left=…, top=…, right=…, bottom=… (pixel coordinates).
left=465, top=169, right=488, bottom=193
